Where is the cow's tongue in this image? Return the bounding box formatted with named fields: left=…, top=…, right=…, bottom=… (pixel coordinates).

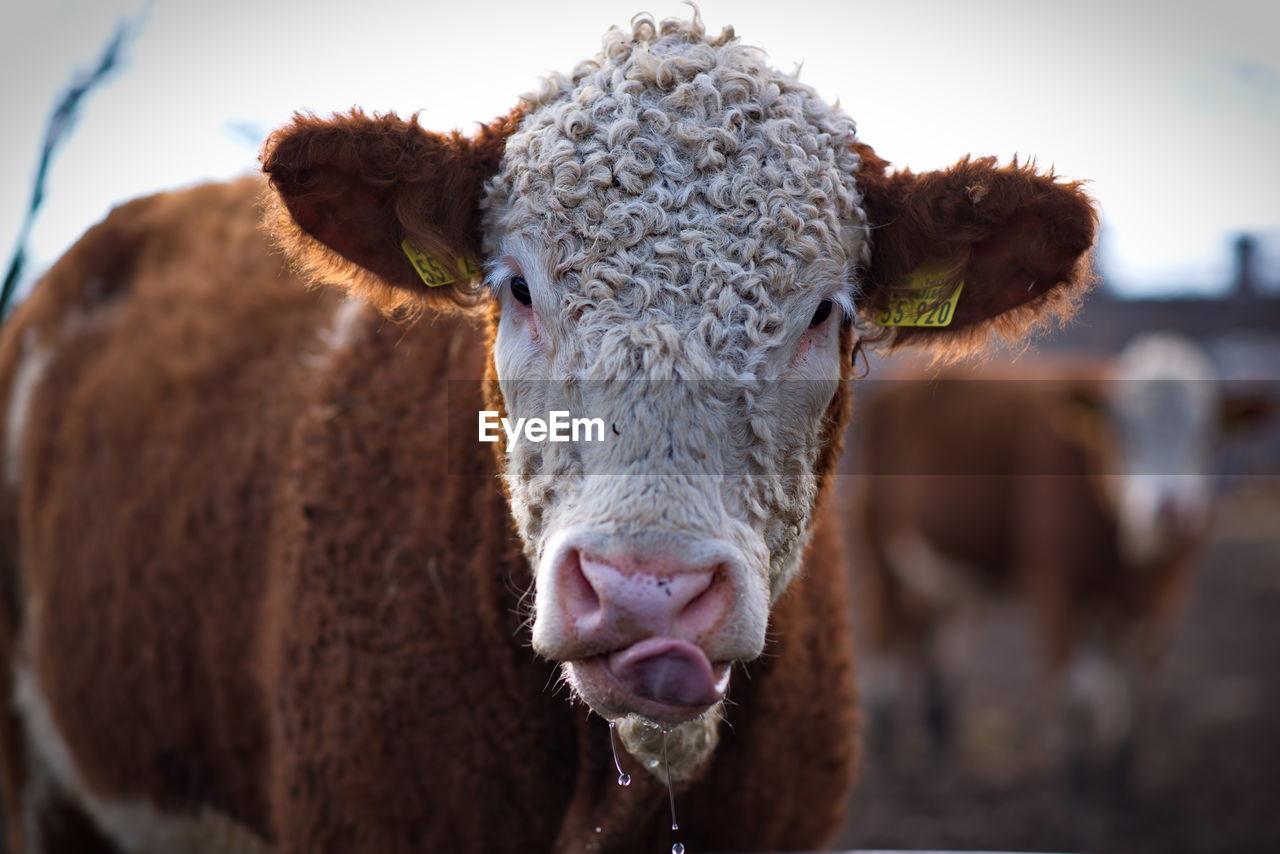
left=607, top=639, right=725, bottom=708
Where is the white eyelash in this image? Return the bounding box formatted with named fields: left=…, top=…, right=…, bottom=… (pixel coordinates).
left=484, top=258, right=517, bottom=298
left=821, top=269, right=859, bottom=321
left=828, top=286, right=857, bottom=321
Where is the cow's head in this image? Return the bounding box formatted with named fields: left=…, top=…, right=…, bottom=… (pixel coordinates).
left=262, top=13, right=1095, bottom=776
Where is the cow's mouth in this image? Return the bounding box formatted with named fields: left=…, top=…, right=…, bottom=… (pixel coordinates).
left=569, top=638, right=731, bottom=725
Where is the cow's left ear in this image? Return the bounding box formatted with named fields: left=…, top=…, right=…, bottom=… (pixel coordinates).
left=853, top=143, right=1098, bottom=352
left=1220, top=387, right=1273, bottom=435
left=261, top=108, right=521, bottom=316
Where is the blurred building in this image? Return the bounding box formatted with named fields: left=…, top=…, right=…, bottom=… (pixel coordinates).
left=1036, top=233, right=1280, bottom=476
left=1040, top=235, right=1280, bottom=373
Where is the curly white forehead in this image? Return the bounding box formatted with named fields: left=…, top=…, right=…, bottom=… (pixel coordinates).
left=483, top=12, right=869, bottom=368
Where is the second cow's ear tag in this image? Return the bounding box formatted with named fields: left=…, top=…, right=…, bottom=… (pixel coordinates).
left=401, top=239, right=481, bottom=288
left=876, top=264, right=964, bottom=328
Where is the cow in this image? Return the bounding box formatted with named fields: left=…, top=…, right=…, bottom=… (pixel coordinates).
left=850, top=333, right=1265, bottom=792
left=0, top=12, right=1096, bottom=853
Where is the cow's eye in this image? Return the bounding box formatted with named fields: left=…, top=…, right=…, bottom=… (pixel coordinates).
left=509, top=276, right=532, bottom=306
left=809, top=299, right=833, bottom=328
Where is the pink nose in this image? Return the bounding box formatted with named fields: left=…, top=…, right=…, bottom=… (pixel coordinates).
left=566, top=552, right=728, bottom=650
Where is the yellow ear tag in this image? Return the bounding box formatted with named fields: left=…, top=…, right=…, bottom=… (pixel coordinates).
left=400, top=239, right=481, bottom=288
left=876, top=267, right=965, bottom=328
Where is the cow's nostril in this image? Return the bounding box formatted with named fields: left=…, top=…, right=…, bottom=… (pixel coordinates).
left=678, top=564, right=723, bottom=628
left=675, top=563, right=716, bottom=612
left=564, top=550, right=600, bottom=618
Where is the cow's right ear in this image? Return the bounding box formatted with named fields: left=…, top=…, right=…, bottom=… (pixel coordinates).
left=852, top=142, right=1098, bottom=354
left=261, top=108, right=521, bottom=316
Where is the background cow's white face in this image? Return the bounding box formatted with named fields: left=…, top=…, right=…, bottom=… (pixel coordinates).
left=1105, top=333, right=1221, bottom=565
left=480, top=18, right=865, bottom=728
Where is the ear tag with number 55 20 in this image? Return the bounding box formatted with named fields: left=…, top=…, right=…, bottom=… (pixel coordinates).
left=876, top=266, right=964, bottom=328
left=401, top=239, right=481, bottom=288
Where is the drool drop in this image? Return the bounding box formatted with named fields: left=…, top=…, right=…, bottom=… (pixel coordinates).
left=607, top=721, right=631, bottom=787
left=663, top=729, right=679, bottom=831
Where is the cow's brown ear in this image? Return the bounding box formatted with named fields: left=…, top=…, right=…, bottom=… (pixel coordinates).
left=853, top=143, right=1098, bottom=354
left=1220, top=386, right=1273, bottom=435
left=261, top=108, right=521, bottom=317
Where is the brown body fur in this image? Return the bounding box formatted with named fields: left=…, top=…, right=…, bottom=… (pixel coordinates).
left=0, top=178, right=856, bottom=852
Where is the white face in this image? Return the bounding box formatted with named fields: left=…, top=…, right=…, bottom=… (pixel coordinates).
left=1105, top=334, right=1220, bottom=565
left=479, top=21, right=867, bottom=727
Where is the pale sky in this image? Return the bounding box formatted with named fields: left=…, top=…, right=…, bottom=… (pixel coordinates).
left=3, top=0, right=1279, bottom=298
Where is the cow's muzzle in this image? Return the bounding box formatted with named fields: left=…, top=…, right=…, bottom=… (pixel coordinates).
left=533, top=529, right=761, bottom=723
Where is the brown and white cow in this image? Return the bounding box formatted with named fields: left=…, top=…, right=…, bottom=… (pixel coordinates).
left=0, top=14, right=1095, bottom=853
left=850, top=334, right=1264, bottom=788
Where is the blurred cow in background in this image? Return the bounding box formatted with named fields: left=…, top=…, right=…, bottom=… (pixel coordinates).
left=850, top=332, right=1269, bottom=793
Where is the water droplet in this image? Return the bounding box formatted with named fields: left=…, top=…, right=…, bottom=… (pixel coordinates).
left=663, top=730, right=680, bottom=842
left=647, top=758, right=660, bottom=769
left=672, top=844, right=685, bottom=854
left=607, top=719, right=631, bottom=787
